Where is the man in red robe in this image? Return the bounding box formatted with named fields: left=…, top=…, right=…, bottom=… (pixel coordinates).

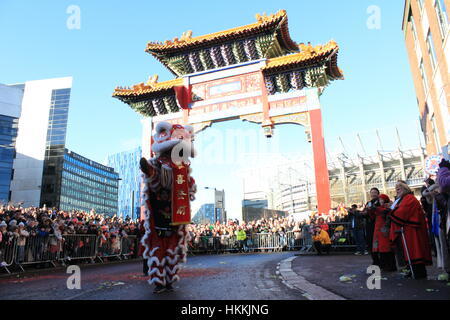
left=370, top=194, right=396, bottom=271
left=388, top=181, right=432, bottom=279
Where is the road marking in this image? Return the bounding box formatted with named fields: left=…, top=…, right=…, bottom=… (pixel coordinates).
left=279, top=256, right=346, bottom=300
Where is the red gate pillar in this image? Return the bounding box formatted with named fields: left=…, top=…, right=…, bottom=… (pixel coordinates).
left=309, top=108, right=331, bottom=214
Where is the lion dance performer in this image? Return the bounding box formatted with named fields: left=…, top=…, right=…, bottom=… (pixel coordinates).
left=139, top=121, right=197, bottom=293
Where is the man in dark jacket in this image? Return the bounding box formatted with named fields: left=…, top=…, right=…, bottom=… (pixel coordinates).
left=348, top=204, right=367, bottom=255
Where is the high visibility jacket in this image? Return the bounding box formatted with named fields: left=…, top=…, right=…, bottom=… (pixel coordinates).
left=237, top=230, right=247, bottom=241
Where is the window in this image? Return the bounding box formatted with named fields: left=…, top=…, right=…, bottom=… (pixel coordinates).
left=431, top=115, right=441, bottom=150
left=410, top=13, right=419, bottom=43
left=418, top=0, right=424, bottom=13
left=426, top=30, right=438, bottom=70
left=435, top=0, right=449, bottom=40
left=420, top=58, right=429, bottom=93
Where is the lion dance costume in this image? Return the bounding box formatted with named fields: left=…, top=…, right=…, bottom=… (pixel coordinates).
left=139, top=122, right=197, bottom=293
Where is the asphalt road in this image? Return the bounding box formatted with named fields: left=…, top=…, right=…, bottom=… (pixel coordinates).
left=0, top=252, right=305, bottom=300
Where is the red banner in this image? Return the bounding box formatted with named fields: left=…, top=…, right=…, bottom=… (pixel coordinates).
left=170, top=164, right=191, bottom=225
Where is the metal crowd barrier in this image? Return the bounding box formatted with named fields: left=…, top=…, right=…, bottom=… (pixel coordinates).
left=0, top=237, right=18, bottom=274
left=96, top=234, right=122, bottom=262
left=327, top=222, right=357, bottom=249
left=286, top=231, right=304, bottom=250
left=222, top=235, right=238, bottom=252
left=284, top=222, right=356, bottom=252
left=121, top=235, right=137, bottom=259
left=1, top=224, right=358, bottom=274
left=63, top=234, right=98, bottom=263
left=188, top=233, right=286, bottom=254
left=15, top=235, right=62, bottom=270
left=252, top=233, right=283, bottom=252
left=189, top=235, right=230, bottom=254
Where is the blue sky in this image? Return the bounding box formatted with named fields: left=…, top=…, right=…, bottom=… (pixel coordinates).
left=0, top=0, right=422, bottom=219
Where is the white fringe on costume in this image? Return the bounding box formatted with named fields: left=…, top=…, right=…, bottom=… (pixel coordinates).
left=140, top=158, right=191, bottom=287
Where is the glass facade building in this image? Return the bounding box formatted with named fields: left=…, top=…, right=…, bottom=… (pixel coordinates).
left=3, top=77, right=119, bottom=214
left=40, top=88, right=71, bottom=208
left=0, top=115, right=19, bottom=203
left=192, top=203, right=215, bottom=224
left=60, top=150, right=119, bottom=215
left=107, top=147, right=141, bottom=220
left=36, top=85, right=119, bottom=214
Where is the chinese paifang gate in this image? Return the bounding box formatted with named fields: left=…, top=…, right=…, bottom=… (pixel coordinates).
left=112, top=9, right=344, bottom=292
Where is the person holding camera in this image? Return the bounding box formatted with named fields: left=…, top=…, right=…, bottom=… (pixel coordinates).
left=312, top=225, right=331, bottom=255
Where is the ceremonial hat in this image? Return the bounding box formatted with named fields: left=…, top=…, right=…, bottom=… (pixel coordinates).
left=379, top=194, right=390, bottom=203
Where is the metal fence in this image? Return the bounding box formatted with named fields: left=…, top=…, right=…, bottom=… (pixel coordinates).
left=252, top=233, right=283, bottom=252
left=285, top=222, right=357, bottom=252
left=327, top=222, right=356, bottom=249
left=1, top=223, right=357, bottom=273
left=0, top=237, right=17, bottom=274
left=121, top=235, right=137, bottom=259
left=63, top=235, right=98, bottom=263
left=16, top=235, right=62, bottom=270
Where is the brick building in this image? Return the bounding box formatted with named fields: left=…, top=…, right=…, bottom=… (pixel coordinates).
left=402, top=0, right=450, bottom=154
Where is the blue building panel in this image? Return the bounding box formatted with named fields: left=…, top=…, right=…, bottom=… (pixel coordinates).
left=0, top=115, right=19, bottom=203
left=107, top=147, right=141, bottom=220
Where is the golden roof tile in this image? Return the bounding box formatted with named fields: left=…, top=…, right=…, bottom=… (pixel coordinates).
left=112, top=76, right=183, bottom=97
left=145, top=10, right=293, bottom=53
left=263, top=40, right=340, bottom=71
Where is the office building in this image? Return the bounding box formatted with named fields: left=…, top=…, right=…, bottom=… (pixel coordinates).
left=402, top=0, right=450, bottom=154
left=107, top=147, right=142, bottom=219
left=242, top=199, right=268, bottom=209
left=8, top=77, right=73, bottom=207
left=1, top=77, right=119, bottom=213
left=192, top=203, right=215, bottom=224
left=59, top=149, right=119, bottom=215
left=242, top=207, right=286, bottom=223
left=0, top=84, right=22, bottom=203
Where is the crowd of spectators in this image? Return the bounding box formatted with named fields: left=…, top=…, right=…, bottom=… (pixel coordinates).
left=2, top=161, right=449, bottom=281
left=0, top=205, right=140, bottom=266
left=0, top=205, right=140, bottom=238
left=0, top=200, right=360, bottom=266
left=187, top=204, right=353, bottom=238
left=185, top=206, right=356, bottom=252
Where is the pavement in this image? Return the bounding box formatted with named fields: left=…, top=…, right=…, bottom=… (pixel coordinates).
left=283, top=251, right=450, bottom=300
